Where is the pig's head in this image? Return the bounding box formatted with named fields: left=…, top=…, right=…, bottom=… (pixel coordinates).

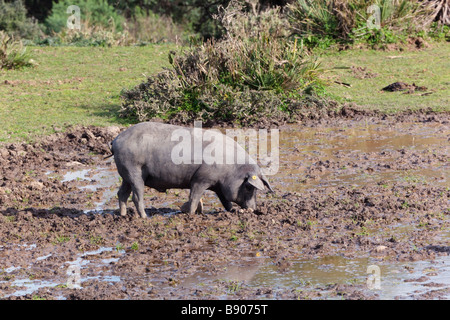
left=222, top=165, right=273, bottom=211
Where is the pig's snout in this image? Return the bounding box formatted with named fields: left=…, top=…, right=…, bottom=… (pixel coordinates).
left=242, top=199, right=257, bottom=211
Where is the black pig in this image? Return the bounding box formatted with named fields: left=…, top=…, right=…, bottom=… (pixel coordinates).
left=110, top=122, right=273, bottom=218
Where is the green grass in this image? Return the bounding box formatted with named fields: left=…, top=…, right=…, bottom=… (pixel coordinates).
left=320, top=42, right=450, bottom=113
left=0, top=42, right=448, bottom=143
left=0, top=44, right=175, bottom=143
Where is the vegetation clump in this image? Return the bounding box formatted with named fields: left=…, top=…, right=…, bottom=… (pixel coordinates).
left=286, top=0, right=450, bottom=49
left=0, top=0, right=43, bottom=40
left=119, top=0, right=328, bottom=125
left=0, top=31, right=35, bottom=70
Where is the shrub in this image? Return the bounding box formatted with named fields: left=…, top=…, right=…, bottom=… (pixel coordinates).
left=49, top=22, right=132, bottom=47
left=119, top=0, right=327, bottom=125
left=119, top=69, right=331, bottom=126
left=168, top=0, right=324, bottom=94
left=427, top=22, right=450, bottom=41
left=112, top=0, right=228, bottom=39
left=120, top=69, right=183, bottom=122
left=39, top=3, right=187, bottom=46
left=350, top=0, right=434, bottom=45
left=125, top=7, right=188, bottom=44
left=45, top=0, right=124, bottom=34
left=287, top=0, right=438, bottom=48
left=208, top=1, right=323, bottom=92
left=0, top=31, right=35, bottom=69
left=0, top=0, right=44, bottom=40
left=287, top=0, right=342, bottom=39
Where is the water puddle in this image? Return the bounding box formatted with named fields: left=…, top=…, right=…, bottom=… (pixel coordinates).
left=275, top=121, right=449, bottom=192
left=1, top=246, right=125, bottom=298
left=65, top=246, right=124, bottom=270
left=6, top=279, right=62, bottom=298
left=54, top=159, right=121, bottom=212
left=61, top=169, right=91, bottom=183
left=182, top=254, right=450, bottom=299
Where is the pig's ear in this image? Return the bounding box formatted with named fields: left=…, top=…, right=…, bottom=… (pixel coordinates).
left=247, top=174, right=265, bottom=190
left=261, top=175, right=274, bottom=193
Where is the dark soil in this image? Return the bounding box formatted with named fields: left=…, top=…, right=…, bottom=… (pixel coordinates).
left=0, top=111, right=449, bottom=300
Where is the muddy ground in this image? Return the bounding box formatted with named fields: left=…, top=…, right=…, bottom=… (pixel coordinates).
left=0, top=110, right=449, bottom=300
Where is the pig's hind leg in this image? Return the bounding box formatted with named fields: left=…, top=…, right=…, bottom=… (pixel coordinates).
left=119, top=167, right=147, bottom=218
left=131, top=179, right=147, bottom=218
left=180, top=198, right=203, bottom=214
left=186, top=183, right=209, bottom=215
left=117, top=180, right=132, bottom=216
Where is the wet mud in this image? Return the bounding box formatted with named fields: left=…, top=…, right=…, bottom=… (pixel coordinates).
left=0, top=113, right=449, bottom=300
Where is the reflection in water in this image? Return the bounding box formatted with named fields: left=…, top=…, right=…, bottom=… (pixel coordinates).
left=274, top=121, right=449, bottom=192
left=182, top=254, right=450, bottom=300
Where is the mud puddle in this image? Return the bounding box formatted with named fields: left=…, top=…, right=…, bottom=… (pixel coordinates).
left=182, top=254, right=450, bottom=299
left=0, top=116, right=449, bottom=299
left=1, top=244, right=125, bottom=299
left=276, top=120, right=449, bottom=192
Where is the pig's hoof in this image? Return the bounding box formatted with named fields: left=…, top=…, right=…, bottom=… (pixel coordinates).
left=180, top=199, right=203, bottom=214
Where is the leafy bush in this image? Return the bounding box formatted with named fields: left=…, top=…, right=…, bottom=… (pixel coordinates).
left=351, top=0, right=433, bottom=45
left=125, top=7, right=188, bottom=44
left=287, top=0, right=438, bottom=48
left=119, top=68, right=331, bottom=126
left=287, top=0, right=342, bottom=39
left=45, top=0, right=124, bottom=34
left=119, top=0, right=327, bottom=125
left=111, top=0, right=228, bottom=39
left=35, top=2, right=187, bottom=46
left=0, top=31, right=35, bottom=69
left=207, top=1, right=323, bottom=92
left=0, top=0, right=44, bottom=40
left=427, top=22, right=450, bottom=41
left=48, top=23, right=132, bottom=47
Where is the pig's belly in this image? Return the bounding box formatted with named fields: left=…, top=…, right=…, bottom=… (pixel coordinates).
left=144, top=174, right=192, bottom=192
left=142, top=162, right=201, bottom=192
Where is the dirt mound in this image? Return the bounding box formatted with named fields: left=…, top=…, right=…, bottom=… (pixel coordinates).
left=382, top=82, right=428, bottom=93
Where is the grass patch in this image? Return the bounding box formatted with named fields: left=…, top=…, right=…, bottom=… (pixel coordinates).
left=0, top=41, right=448, bottom=143
left=321, top=42, right=450, bottom=113
left=0, top=44, right=175, bottom=142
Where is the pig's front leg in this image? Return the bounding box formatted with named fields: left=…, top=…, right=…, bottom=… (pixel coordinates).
left=215, top=190, right=233, bottom=211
